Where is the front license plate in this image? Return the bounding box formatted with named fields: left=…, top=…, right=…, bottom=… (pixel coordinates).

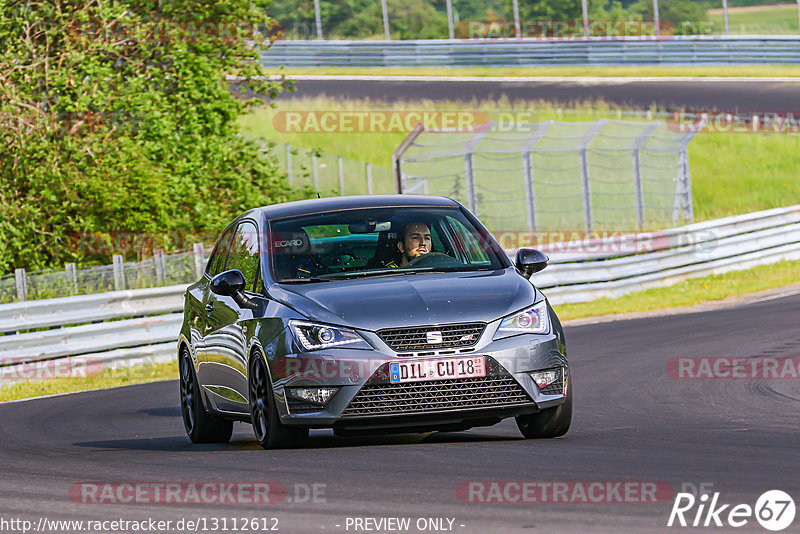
left=389, top=356, right=487, bottom=384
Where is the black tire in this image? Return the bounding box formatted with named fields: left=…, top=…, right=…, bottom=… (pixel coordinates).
left=248, top=353, right=309, bottom=449
left=516, top=374, right=572, bottom=439
left=179, top=347, right=233, bottom=444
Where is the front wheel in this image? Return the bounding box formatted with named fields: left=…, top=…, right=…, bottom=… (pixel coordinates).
left=516, top=373, right=572, bottom=439
left=248, top=354, right=308, bottom=449
left=179, top=347, right=233, bottom=444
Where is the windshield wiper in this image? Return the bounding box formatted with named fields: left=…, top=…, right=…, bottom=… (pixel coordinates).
left=277, top=277, right=331, bottom=283
left=320, top=268, right=432, bottom=280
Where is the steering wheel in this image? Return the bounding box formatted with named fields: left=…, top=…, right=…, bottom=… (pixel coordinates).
left=408, top=252, right=451, bottom=267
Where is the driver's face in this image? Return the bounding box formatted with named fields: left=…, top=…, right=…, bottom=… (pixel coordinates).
left=398, top=223, right=432, bottom=264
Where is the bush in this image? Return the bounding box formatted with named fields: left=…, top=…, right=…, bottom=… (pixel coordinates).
left=0, top=0, right=302, bottom=274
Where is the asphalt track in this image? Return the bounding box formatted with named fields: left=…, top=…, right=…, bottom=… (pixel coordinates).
left=1, top=292, right=799, bottom=533
left=277, top=78, right=800, bottom=111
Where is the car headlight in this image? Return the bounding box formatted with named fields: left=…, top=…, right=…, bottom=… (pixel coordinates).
left=493, top=301, right=550, bottom=340
left=289, top=320, right=371, bottom=351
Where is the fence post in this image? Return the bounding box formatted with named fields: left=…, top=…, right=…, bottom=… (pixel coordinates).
left=381, top=0, right=391, bottom=40
left=65, top=262, right=78, bottom=295
left=521, top=121, right=553, bottom=232
left=193, top=243, right=206, bottom=280
left=446, top=0, right=455, bottom=39
left=392, top=123, right=426, bottom=194
left=722, top=0, right=730, bottom=35
left=286, top=143, right=293, bottom=185
left=366, top=163, right=373, bottom=194
left=462, top=124, right=491, bottom=216
left=632, top=123, right=659, bottom=231
left=578, top=120, right=608, bottom=233
left=154, top=249, right=165, bottom=284
left=464, top=153, right=478, bottom=215
left=112, top=255, right=126, bottom=291
left=14, top=268, right=27, bottom=302
left=313, top=0, right=323, bottom=39
left=311, top=150, right=319, bottom=190
left=338, top=156, right=345, bottom=195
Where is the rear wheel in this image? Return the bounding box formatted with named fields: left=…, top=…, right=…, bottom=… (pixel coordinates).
left=516, top=375, right=572, bottom=439
left=248, top=354, right=308, bottom=449
left=179, top=347, right=233, bottom=443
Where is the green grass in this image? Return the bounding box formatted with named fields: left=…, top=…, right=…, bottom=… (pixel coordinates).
left=239, top=97, right=800, bottom=223
left=554, top=258, right=800, bottom=321
left=268, top=65, right=800, bottom=78
left=0, top=361, right=177, bottom=402
left=708, top=4, right=800, bottom=34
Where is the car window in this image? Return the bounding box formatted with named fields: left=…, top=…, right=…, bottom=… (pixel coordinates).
left=447, top=217, right=492, bottom=265
left=267, top=207, right=506, bottom=282
left=226, top=221, right=260, bottom=291
left=206, top=227, right=234, bottom=277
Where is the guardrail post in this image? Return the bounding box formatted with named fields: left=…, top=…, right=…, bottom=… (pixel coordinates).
left=154, top=249, right=165, bottom=284
left=112, top=255, right=126, bottom=291
left=285, top=143, right=293, bottom=185
left=366, top=163, right=373, bottom=194
left=65, top=263, right=77, bottom=295
left=338, top=156, right=345, bottom=195
left=15, top=268, right=27, bottom=302
left=193, top=243, right=205, bottom=280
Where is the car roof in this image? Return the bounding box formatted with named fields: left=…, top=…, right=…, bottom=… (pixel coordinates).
left=246, top=195, right=462, bottom=222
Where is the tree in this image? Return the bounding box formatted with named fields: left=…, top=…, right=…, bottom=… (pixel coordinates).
left=0, top=0, right=300, bottom=273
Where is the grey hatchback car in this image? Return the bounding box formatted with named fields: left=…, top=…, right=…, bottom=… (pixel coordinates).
left=179, top=195, right=571, bottom=448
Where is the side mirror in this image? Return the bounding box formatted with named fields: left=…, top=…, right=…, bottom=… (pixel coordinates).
left=515, top=248, right=548, bottom=279
left=210, top=269, right=251, bottom=307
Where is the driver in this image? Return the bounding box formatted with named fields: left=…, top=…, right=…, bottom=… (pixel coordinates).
left=397, top=222, right=432, bottom=267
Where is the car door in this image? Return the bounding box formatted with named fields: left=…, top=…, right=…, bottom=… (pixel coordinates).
left=202, top=220, right=260, bottom=413
left=195, top=227, right=234, bottom=397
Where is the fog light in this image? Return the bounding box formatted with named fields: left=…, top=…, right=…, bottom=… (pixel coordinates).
left=288, top=387, right=339, bottom=405
left=530, top=369, right=559, bottom=388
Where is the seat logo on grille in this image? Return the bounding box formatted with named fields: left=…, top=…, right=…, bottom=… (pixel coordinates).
left=426, top=330, right=443, bottom=344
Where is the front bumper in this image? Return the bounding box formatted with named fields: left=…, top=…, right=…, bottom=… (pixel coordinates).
left=267, top=327, right=568, bottom=430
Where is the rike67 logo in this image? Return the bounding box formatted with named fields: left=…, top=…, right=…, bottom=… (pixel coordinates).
left=668, top=489, right=796, bottom=531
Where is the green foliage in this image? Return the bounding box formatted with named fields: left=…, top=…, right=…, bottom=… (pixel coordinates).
left=629, top=0, right=708, bottom=34
left=269, top=0, right=449, bottom=39
left=0, top=0, right=302, bottom=275
left=268, top=0, right=707, bottom=39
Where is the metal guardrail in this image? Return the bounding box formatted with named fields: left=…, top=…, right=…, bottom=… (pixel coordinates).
left=261, top=37, right=800, bottom=67
left=1, top=204, right=799, bottom=385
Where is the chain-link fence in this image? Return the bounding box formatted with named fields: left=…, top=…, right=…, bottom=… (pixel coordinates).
left=267, top=0, right=800, bottom=40
left=395, top=119, right=702, bottom=233
left=268, top=141, right=395, bottom=196
left=0, top=248, right=208, bottom=304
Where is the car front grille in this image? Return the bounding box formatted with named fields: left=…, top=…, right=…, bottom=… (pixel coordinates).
left=538, top=368, right=565, bottom=396
left=341, top=358, right=533, bottom=418
left=377, top=322, right=485, bottom=352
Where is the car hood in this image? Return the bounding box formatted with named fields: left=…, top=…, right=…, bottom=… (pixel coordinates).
left=268, top=268, right=539, bottom=331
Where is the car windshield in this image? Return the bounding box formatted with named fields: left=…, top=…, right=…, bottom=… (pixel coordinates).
left=266, top=207, right=508, bottom=283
